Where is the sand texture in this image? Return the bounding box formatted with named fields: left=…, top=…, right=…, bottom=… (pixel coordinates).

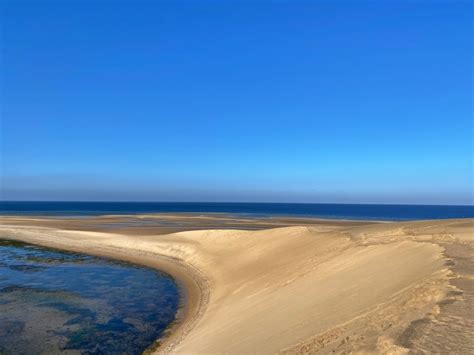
left=0, top=215, right=473, bottom=354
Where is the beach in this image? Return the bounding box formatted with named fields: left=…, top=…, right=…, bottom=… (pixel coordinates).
left=0, top=215, right=473, bottom=354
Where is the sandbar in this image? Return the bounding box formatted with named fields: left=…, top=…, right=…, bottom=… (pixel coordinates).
left=1, top=215, right=473, bottom=353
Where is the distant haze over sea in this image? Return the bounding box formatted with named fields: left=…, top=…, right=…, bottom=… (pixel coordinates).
left=0, top=201, right=473, bottom=221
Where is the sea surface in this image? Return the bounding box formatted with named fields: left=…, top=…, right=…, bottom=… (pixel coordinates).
left=0, top=201, right=473, bottom=221
left=0, top=240, right=179, bottom=355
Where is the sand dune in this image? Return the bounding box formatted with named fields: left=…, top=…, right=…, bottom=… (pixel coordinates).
left=0, top=217, right=472, bottom=353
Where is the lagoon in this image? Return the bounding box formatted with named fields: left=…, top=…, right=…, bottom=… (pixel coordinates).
left=0, top=240, right=180, bottom=354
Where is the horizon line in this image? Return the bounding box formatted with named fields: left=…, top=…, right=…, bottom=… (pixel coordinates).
left=1, top=200, right=473, bottom=207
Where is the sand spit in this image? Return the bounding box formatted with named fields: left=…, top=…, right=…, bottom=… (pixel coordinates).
left=0, top=217, right=473, bottom=354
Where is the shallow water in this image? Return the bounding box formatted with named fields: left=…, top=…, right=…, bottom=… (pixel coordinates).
left=0, top=240, right=180, bottom=355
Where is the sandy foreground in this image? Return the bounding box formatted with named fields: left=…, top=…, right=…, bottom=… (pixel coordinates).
left=0, top=215, right=473, bottom=354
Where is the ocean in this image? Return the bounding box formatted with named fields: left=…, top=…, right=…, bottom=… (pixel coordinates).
left=0, top=201, right=473, bottom=221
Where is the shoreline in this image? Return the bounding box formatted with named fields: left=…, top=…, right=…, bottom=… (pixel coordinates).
left=0, top=231, right=207, bottom=354
left=0, top=211, right=465, bottom=223
left=1, top=216, right=473, bottom=353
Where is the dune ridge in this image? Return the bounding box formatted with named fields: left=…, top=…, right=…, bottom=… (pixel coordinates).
left=0, top=217, right=472, bottom=354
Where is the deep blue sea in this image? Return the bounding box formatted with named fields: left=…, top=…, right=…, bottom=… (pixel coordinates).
left=1, top=201, right=473, bottom=221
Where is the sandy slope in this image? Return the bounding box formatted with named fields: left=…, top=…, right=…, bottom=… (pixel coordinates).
left=0, top=218, right=473, bottom=354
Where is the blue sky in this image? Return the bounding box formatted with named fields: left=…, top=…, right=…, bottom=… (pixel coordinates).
left=1, top=0, right=472, bottom=204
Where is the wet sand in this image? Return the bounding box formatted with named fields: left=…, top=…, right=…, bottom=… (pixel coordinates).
left=1, top=215, right=473, bottom=353
left=0, top=213, right=371, bottom=235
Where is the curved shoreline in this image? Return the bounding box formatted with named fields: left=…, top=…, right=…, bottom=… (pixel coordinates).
left=0, top=230, right=208, bottom=354
left=1, top=218, right=473, bottom=354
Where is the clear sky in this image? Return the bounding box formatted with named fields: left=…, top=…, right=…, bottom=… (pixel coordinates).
left=1, top=0, right=472, bottom=204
